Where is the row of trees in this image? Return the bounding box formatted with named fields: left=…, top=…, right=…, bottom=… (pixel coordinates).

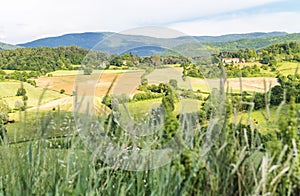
left=0, top=70, right=38, bottom=86
left=0, top=46, right=193, bottom=78
left=182, top=63, right=266, bottom=79
left=253, top=73, right=300, bottom=110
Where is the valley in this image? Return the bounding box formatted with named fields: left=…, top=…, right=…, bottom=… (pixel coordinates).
left=0, top=33, right=300, bottom=195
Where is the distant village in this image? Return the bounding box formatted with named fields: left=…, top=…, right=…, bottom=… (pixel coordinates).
left=221, top=58, right=246, bottom=64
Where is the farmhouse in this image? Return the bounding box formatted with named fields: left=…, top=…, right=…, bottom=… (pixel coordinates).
left=222, top=58, right=245, bottom=64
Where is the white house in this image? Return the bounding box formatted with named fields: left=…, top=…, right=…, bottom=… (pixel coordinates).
left=221, top=58, right=245, bottom=64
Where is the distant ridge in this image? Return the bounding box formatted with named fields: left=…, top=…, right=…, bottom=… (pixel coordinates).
left=191, top=32, right=288, bottom=42
left=18, top=32, right=113, bottom=49
left=17, top=31, right=288, bottom=56
left=0, top=42, right=18, bottom=50
left=164, top=33, right=300, bottom=56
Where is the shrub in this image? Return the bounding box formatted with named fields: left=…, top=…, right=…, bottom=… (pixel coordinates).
left=83, top=67, right=93, bottom=75
left=253, top=93, right=265, bottom=110
left=14, top=100, right=25, bottom=111
left=0, top=100, right=10, bottom=124
left=270, top=85, right=284, bottom=106
left=16, top=87, right=26, bottom=96
left=27, top=80, right=36, bottom=87
left=132, top=92, right=162, bottom=101
left=169, top=79, right=178, bottom=89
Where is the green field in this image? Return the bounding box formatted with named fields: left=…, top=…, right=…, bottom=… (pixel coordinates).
left=2, top=39, right=300, bottom=195
left=0, top=81, right=67, bottom=109
left=2, top=70, right=33, bottom=74
left=277, top=62, right=299, bottom=76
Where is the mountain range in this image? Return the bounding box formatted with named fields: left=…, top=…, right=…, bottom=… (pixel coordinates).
left=1, top=31, right=300, bottom=56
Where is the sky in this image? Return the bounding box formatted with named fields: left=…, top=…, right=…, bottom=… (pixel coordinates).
left=0, top=0, right=300, bottom=44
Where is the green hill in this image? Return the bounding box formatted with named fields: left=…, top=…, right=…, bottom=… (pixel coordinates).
left=165, top=33, right=300, bottom=56
left=208, top=33, right=300, bottom=52
left=0, top=46, right=88, bottom=73
left=0, top=81, right=67, bottom=109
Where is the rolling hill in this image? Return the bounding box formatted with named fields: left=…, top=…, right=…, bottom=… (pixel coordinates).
left=164, top=33, right=300, bottom=56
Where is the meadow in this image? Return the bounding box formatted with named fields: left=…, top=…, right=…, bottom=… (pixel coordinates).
left=277, top=62, right=299, bottom=76
left=1, top=48, right=300, bottom=195
left=0, top=81, right=66, bottom=109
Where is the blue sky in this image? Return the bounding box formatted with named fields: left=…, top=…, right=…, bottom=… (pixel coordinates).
left=0, top=0, right=299, bottom=44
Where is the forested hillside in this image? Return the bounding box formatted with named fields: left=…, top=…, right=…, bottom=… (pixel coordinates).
left=18, top=32, right=290, bottom=56
left=165, top=33, right=300, bottom=56
left=0, top=46, right=88, bottom=73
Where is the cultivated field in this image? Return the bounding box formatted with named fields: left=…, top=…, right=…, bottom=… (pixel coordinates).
left=37, top=70, right=144, bottom=97
left=190, top=77, right=279, bottom=93
left=146, top=67, right=192, bottom=89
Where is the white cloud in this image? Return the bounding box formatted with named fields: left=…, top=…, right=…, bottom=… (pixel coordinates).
left=0, top=0, right=287, bottom=43
left=168, top=11, right=300, bottom=36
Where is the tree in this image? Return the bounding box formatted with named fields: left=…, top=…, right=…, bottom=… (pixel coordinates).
left=152, top=55, right=161, bottom=66
left=27, top=80, right=36, bottom=87
left=16, top=87, right=26, bottom=96
left=60, top=89, right=65, bottom=94
left=102, top=95, right=112, bottom=109
left=161, top=84, right=179, bottom=141
left=141, top=78, right=148, bottom=86
left=83, top=66, right=93, bottom=75
left=163, top=113, right=179, bottom=140
left=270, top=85, right=284, bottom=106
left=0, top=100, right=10, bottom=124
left=109, top=54, right=123, bottom=66
left=253, top=93, right=265, bottom=110
left=162, top=95, right=175, bottom=112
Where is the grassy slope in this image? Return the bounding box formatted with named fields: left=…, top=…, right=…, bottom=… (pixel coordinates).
left=165, top=33, right=300, bottom=56
left=0, top=81, right=67, bottom=109
left=277, top=62, right=299, bottom=76
left=3, top=60, right=298, bottom=141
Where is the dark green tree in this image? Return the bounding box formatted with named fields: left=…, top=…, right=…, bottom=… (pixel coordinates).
left=253, top=93, right=265, bottom=110
left=16, top=87, right=26, bottom=96
left=270, top=85, right=284, bottom=106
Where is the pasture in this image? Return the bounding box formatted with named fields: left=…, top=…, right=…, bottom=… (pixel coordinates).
left=277, top=61, right=299, bottom=76
left=0, top=81, right=67, bottom=109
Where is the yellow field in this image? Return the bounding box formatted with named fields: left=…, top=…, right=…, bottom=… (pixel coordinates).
left=37, top=70, right=144, bottom=97
left=190, top=77, right=279, bottom=93
left=277, top=62, right=299, bottom=76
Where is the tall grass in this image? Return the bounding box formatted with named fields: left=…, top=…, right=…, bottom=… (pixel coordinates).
left=0, top=81, right=299, bottom=195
